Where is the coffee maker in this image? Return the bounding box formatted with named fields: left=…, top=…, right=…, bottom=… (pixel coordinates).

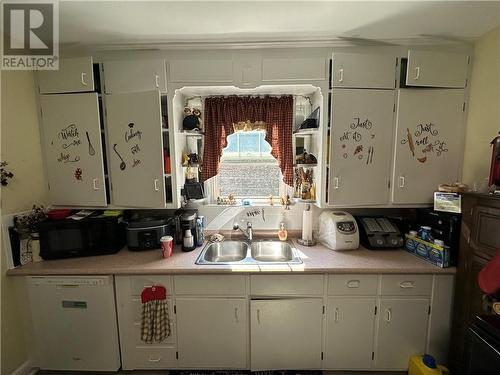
left=179, top=210, right=198, bottom=252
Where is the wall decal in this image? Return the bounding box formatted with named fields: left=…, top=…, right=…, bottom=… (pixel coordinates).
left=86, top=131, right=95, bottom=156
left=74, top=168, right=82, bottom=180
left=113, top=144, right=127, bottom=170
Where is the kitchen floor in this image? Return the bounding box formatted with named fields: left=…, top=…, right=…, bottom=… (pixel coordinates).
left=36, top=371, right=407, bottom=375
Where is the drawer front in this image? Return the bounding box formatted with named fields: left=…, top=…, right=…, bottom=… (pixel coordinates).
left=328, top=274, right=378, bottom=295
left=123, top=346, right=177, bottom=370
left=380, top=274, right=433, bottom=296
left=131, top=298, right=176, bottom=346
left=250, top=275, right=324, bottom=295
left=130, top=276, right=172, bottom=296
left=174, top=275, right=246, bottom=295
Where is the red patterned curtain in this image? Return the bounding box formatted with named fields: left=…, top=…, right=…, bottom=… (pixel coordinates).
left=202, top=95, right=294, bottom=186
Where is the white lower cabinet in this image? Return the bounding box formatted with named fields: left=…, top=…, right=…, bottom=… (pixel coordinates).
left=176, top=298, right=248, bottom=369
left=375, top=298, right=430, bottom=370
left=324, top=297, right=377, bottom=369
left=250, top=298, right=323, bottom=370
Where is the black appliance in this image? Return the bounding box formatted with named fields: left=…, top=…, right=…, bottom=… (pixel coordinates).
left=39, top=215, right=125, bottom=260
left=417, top=208, right=461, bottom=266
left=126, top=217, right=176, bottom=251
left=465, top=315, right=500, bottom=375
left=356, top=216, right=404, bottom=249
left=179, top=210, right=198, bottom=252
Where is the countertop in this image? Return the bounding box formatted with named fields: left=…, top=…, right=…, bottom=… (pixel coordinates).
left=7, top=240, right=456, bottom=276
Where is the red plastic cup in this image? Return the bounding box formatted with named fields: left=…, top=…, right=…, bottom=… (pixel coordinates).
left=160, top=236, right=173, bottom=258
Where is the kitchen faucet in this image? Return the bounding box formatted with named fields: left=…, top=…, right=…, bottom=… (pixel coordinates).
left=233, top=221, right=253, bottom=241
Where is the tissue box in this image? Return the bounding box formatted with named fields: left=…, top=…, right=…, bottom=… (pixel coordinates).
left=405, top=234, right=450, bottom=268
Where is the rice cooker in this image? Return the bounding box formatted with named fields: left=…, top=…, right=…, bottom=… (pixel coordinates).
left=318, top=211, right=359, bottom=250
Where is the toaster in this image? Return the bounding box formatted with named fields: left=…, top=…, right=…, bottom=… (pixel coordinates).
left=126, top=217, right=176, bottom=251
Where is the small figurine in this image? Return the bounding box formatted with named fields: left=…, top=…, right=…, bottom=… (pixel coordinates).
left=183, top=107, right=202, bottom=131
left=268, top=195, right=274, bottom=206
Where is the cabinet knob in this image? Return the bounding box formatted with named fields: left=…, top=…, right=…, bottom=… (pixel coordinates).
left=334, top=307, right=340, bottom=322
left=155, top=74, right=160, bottom=88
left=154, top=179, right=159, bottom=191
left=338, top=68, right=344, bottom=83
left=385, top=308, right=392, bottom=322
left=399, top=280, right=415, bottom=289
left=256, top=309, right=261, bottom=324
left=347, top=280, right=360, bottom=288
left=234, top=307, right=239, bottom=323
left=92, top=178, right=99, bottom=190
left=148, top=355, right=161, bottom=362
left=398, top=176, right=405, bottom=188
left=334, top=177, right=340, bottom=189
left=81, top=72, right=87, bottom=86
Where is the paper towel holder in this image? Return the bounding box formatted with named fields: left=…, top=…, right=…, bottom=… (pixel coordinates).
left=298, top=204, right=317, bottom=246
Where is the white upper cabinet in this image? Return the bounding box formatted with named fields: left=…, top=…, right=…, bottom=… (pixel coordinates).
left=262, top=56, right=327, bottom=82
left=37, top=57, right=95, bottom=94
left=105, top=90, right=166, bottom=208
left=168, top=58, right=234, bottom=84
left=40, top=93, right=107, bottom=206
left=332, top=52, right=396, bottom=89
left=329, top=89, right=395, bottom=206
left=103, top=59, right=167, bottom=94
left=392, top=89, right=465, bottom=204
left=405, top=50, right=469, bottom=88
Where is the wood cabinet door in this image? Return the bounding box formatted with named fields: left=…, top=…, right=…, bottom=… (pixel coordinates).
left=472, top=205, right=500, bottom=258
left=176, top=298, right=248, bottom=369
left=376, top=298, right=430, bottom=370
left=105, top=90, right=166, bottom=207
left=40, top=93, right=107, bottom=206
left=38, top=57, right=95, bottom=94
left=329, top=89, right=395, bottom=206
left=406, top=50, right=469, bottom=88
left=392, top=89, right=465, bottom=204
left=250, top=298, right=323, bottom=370
left=324, top=297, right=376, bottom=369
left=332, top=52, right=396, bottom=89
left=103, top=60, right=167, bottom=94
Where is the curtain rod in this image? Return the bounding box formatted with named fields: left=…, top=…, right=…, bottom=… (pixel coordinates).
left=184, top=94, right=312, bottom=106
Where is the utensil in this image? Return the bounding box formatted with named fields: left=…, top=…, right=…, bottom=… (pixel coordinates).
left=86, top=131, right=95, bottom=156
left=407, top=128, right=415, bottom=157
left=113, top=144, right=126, bottom=170
left=370, top=147, right=374, bottom=164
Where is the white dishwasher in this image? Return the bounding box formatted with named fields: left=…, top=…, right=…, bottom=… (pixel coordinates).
left=27, top=276, right=121, bottom=371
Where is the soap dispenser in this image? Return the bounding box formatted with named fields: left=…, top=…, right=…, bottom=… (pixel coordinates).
left=278, top=222, right=288, bottom=241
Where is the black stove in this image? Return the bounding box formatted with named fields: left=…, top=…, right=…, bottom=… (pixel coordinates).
left=465, top=315, right=500, bottom=374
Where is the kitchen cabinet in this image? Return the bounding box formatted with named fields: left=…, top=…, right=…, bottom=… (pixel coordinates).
left=324, top=297, right=376, bottom=369
left=250, top=298, right=323, bottom=370
left=104, top=90, right=167, bottom=207
left=392, top=89, right=465, bottom=204
left=331, top=52, right=396, bottom=89
left=39, top=93, right=107, bottom=206
left=375, top=298, right=430, bottom=369
left=176, top=298, right=248, bottom=369
left=262, top=56, right=327, bottom=82
left=115, top=276, right=177, bottom=370
left=168, top=58, right=234, bottom=84
left=103, top=59, right=167, bottom=93
left=329, top=89, right=395, bottom=206
left=405, top=50, right=469, bottom=88
left=37, top=57, right=95, bottom=94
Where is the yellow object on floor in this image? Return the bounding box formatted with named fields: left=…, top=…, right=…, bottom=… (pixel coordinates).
left=409, top=354, right=449, bottom=375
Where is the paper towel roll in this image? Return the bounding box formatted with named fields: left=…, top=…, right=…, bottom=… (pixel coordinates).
left=302, top=209, right=313, bottom=241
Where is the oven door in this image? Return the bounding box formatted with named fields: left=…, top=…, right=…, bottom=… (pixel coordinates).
left=466, top=325, right=500, bottom=374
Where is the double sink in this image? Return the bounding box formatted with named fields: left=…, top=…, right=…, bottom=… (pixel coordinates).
left=196, top=240, right=302, bottom=265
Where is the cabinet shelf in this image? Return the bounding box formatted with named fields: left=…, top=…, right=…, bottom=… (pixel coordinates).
left=294, top=164, right=318, bottom=168
left=182, top=131, right=204, bottom=137
left=293, top=129, right=319, bottom=135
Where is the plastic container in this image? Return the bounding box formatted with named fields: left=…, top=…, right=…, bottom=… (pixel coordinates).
left=408, top=354, right=449, bottom=375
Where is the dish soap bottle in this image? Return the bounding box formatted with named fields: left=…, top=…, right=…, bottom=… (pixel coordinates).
left=278, top=222, right=288, bottom=241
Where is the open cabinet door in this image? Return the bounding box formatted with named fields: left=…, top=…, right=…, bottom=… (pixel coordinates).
left=40, top=93, right=107, bottom=207
left=105, top=90, right=166, bottom=207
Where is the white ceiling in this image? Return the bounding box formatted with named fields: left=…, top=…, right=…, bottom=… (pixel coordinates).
left=60, top=1, right=500, bottom=48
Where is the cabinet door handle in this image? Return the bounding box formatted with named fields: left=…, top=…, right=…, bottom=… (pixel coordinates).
left=338, top=68, right=344, bottom=82
left=399, top=280, right=415, bottom=289
left=347, top=280, right=360, bottom=288
left=154, top=179, right=160, bottom=191
left=234, top=307, right=239, bottom=323
left=81, top=72, right=87, bottom=86
left=148, top=355, right=161, bottom=362
left=256, top=309, right=261, bottom=324
left=399, top=176, right=405, bottom=188
left=155, top=74, right=160, bottom=88
left=414, top=66, right=420, bottom=80
left=385, top=308, right=392, bottom=322
left=92, top=178, right=99, bottom=190
left=334, top=177, right=340, bottom=189
left=334, top=307, right=339, bottom=322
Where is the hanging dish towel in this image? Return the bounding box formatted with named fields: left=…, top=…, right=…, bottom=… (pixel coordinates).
left=141, top=285, right=171, bottom=344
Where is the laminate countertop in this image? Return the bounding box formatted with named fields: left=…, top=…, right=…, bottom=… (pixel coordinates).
left=7, top=240, right=456, bottom=276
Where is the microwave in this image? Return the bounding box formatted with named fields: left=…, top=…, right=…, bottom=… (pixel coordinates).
left=39, top=216, right=126, bottom=260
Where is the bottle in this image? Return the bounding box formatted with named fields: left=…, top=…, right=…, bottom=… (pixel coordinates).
left=278, top=222, right=288, bottom=241
left=183, top=229, right=194, bottom=250
left=195, top=217, right=204, bottom=247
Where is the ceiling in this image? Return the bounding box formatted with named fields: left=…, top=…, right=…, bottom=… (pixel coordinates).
left=60, top=1, right=500, bottom=49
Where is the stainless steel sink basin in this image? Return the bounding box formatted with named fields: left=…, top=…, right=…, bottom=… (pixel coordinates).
left=251, top=241, right=300, bottom=263
left=197, top=241, right=248, bottom=264
left=195, top=240, right=302, bottom=265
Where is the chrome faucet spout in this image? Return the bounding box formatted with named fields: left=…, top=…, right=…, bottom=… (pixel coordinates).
left=233, top=221, right=253, bottom=241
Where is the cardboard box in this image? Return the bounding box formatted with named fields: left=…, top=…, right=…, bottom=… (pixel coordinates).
left=405, top=234, right=450, bottom=268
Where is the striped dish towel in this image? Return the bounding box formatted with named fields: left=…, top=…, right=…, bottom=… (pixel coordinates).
left=141, top=285, right=171, bottom=344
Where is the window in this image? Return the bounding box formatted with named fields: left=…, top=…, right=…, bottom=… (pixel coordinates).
left=217, top=131, right=282, bottom=198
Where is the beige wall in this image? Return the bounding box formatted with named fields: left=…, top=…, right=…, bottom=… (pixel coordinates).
left=462, top=25, right=500, bottom=186
left=1, top=71, right=47, bottom=374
